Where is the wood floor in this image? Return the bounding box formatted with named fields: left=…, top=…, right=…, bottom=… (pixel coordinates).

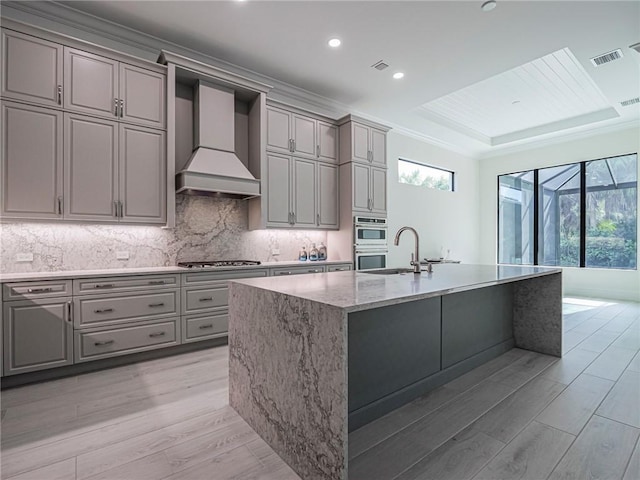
left=1, top=297, right=639, bottom=480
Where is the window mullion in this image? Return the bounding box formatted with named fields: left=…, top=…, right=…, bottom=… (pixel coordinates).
left=533, top=170, right=539, bottom=265
left=580, top=162, right=586, bottom=268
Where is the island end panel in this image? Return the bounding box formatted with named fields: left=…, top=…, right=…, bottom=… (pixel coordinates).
left=513, top=272, right=563, bottom=356
left=228, top=282, right=349, bottom=480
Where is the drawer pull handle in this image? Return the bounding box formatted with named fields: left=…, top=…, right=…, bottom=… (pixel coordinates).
left=26, top=287, right=53, bottom=293
left=94, top=284, right=114, bottom=289
left=149, top=332, right=166, bottom=338
left=199, top=324, right=214, bottom=330
left=148, top=280, right=165, bottom=285
left=94, top=340, right=114, bottom=346
left=94, top=308, right=114, bottom=314
left=199, top=297, right=213, bottom=302
left=308, top=269, right=320, bottom=273
left=279, top=272, right=292, bottom=275
left=148, top=302, right=165, bottom=308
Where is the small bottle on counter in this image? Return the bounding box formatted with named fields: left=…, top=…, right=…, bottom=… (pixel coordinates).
left=298, top=246, right=308, bottom=262
left=318, top=242, right=327, bottom=261
left=309, top=243, right=319, bottom=261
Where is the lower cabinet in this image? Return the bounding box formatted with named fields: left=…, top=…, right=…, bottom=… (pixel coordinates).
left=181, top=269, right=267, bottom=342
left=3, top=296, right=73, bottom=375
left=75, top=317, right=179, bottom=362
left=0, top=265, right=353, bottom=377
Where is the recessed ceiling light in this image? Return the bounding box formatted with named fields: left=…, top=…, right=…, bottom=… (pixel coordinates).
left=393, top=72, right=405, bottom=79
left=328, top=38, right=341, bottom=48
left=481, top=0, right=497, bottom=12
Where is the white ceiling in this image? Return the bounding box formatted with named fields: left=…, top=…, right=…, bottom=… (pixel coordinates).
left=55, top=0, right=640, bottom=158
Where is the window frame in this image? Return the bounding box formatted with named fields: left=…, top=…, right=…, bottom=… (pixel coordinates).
left=397, top=157, right=455, bottom=192
left=497, top=153, right=637, bottom=270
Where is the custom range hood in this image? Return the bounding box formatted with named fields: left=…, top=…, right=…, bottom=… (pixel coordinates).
left=176, top=81, right=260, bottom=199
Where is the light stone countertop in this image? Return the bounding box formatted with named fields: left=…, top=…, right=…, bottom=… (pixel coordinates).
left=230, top=263, right=562, bottom=313
left=0, top=260, right=352, bottom=283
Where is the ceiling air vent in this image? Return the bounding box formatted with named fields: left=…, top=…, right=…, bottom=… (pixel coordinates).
left=620, top=97, right=640, bottom=107
left=630, top=42, right=640, bottom=54
left=371, top=60, right=389, bottom=71
left=590, top=49, right=623, bottom=66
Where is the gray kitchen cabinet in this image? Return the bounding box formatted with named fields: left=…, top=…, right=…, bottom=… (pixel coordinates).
left=292, top=113, right=316, bottom=157
left=119, top=63, right=166, bottom=129
left=371, top=166, right=387, bottom=214
left=349, top=162, right=387, bottom=215
left=266, top=104, right=337, bottom=162
left=339, top=116, right=389, bottom=167
left=75, top=317, right=179, bottom=363
left=63, top=114, right=166, bottom=224
left=1, top=29, right=63, bottom=108
left=64, top=47, right=119, bottom=119
left=266, top=153, right=329, bottom=229
left=266, top=153, right=292, bottom=227
left=271, top=265, right=326, bottom=276
left=1, top=101, right=63, bottom=220
left=119, top=124, right=166, bottom=224
left=266, top=106, right=291, bottom=152
left=64, top=47, right=166, bottom=129
left=64, top=113, right=119, bottom=221
left=181, top=269, right=267, bottom=343
left=3, top=297, right=73, bottom=376
left=293, top=157, right=317, bottom=227
left=317, top=121, right=338, bottom=163
left=317, top=163, right=339, bottom=228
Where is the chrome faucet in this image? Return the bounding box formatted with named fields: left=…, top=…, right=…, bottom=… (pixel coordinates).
left=394, top=226, right=421, bottom=274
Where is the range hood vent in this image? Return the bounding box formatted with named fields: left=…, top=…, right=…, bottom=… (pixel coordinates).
left=176, top=81, right=260, bottom=199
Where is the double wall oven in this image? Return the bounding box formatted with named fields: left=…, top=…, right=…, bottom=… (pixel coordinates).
left=354, top=216, right=387, bottom=270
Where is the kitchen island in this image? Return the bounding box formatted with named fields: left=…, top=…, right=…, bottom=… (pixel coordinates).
left=228, top=264, right=562, bottom=480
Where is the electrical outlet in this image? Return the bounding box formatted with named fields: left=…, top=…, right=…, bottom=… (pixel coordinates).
left=116, top=251, right=130, bottom=260
left=271, top=248, right=280, bottom=256
left=16, top=252, right=34, bottom=262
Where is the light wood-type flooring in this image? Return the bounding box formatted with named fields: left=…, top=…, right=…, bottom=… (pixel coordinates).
left=1, top=297, right=639, bottom=480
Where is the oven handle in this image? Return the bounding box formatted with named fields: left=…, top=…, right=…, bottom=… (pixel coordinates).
left=354, top=249, right=388, bottom=254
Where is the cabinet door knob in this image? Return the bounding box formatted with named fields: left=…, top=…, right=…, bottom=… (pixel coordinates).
left=57, top=196, right=63, bottom=215
left=114, top=98, right=119, bottom=116
left=119, top=99, right=124, bottom=118
left=57, top=85, right=62, bottom=105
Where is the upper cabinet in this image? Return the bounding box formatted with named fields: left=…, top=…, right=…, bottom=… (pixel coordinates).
left=0, top=23, right=168, bottom=225
left=1, top=101, right=63, bottom=220
left=266, top=105, right=338, bottom=163
left=64, top=48, right=166, bottom=129
left=1, top=29, right=63, bottom=108
left=339, top=116, right=388, bottom=167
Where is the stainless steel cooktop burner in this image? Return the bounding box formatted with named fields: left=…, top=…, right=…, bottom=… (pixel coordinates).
left=177, top=260, right=262, bottom=268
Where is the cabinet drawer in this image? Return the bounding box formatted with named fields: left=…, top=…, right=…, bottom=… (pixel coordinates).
left=74, top=274, right=180, bottom=295
left=75, top=318, right=178, bottom=362
left=182, top=269, right=267, bottom=285
left=327, top=264, right=353, bottom=272
left=3, top=280, right=72, bottom=300
left=183, top=312, right=228, bottom=343
left=271, top=265, right=326, bottom=276
left=183, top=285, right=228, bottom=315
left=75, top=289, right=179, bottom=327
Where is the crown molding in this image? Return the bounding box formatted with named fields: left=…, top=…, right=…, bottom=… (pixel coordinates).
left=477, top=118, right=640, bottom=160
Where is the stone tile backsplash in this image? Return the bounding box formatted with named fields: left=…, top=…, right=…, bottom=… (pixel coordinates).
left=0, top=195, right=328, bottom=273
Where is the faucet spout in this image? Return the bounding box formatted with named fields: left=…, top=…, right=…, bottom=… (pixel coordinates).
left=394, top=226, right=421, bottom=274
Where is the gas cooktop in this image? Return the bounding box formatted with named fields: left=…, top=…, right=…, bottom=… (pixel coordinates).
left=177, top=260, right=262, bottom=268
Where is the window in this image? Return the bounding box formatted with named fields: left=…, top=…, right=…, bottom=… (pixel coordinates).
left=498, top=171, right=534, bottom=264
left=398, top=158, right=454, bottom=191
left=498, top=154, right=637, bottom=270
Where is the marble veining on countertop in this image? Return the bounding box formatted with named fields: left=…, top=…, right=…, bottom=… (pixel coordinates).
left=0, top=260, right=351, bottom=283
left=230, top=264, right=562, bottom=312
